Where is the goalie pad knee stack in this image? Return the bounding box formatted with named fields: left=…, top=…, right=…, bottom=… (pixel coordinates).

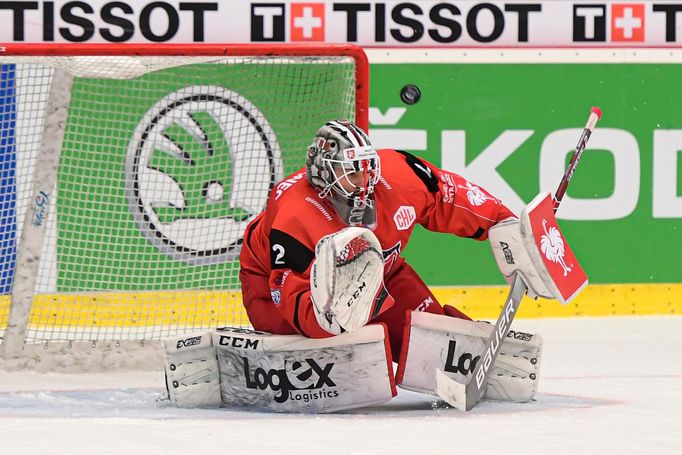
left=214, top=324, right=396, bottom=413
left=163, top=325, right=396, bottom=412
left=397, top=311, right=542, bottom=403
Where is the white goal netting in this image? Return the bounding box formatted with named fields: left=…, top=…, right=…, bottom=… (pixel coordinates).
left=0, top=46, right=365, bottom=359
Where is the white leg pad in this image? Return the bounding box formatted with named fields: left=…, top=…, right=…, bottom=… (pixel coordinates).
left=163, top=332, right=222, bottom=408
left=397, top=311, right=542, bottom=403
left=214, top=324, right=396, bottom=413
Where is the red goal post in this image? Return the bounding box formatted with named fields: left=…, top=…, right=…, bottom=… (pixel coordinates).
left=0, top=43, right=369, bottom=130
left=0, top=43, right=369, bottom=370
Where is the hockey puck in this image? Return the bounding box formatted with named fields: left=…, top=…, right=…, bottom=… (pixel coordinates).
left=400, top=84, right=421, bottom=105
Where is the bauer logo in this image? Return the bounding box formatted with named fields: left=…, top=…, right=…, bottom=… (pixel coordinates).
left=125, top=86, right=283, bottom=265
left=242, top=357, right=338, bottom=404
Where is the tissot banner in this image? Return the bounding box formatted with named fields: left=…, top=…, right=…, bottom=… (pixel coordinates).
left=1, top=1, right=682, bottom=47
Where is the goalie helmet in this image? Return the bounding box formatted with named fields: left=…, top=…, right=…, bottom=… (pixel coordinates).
left=306, top=120, right=381, bottom=229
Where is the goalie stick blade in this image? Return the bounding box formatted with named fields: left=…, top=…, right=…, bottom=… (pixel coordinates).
left=435, top=368, right=474, bottom=411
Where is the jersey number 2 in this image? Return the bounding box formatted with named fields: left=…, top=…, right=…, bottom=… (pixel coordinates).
left=272, top=244, right=285, bottom=265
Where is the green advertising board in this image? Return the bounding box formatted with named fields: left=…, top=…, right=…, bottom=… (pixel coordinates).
left=55, top=57, right=681, bottom=295
left=370, top=62, right=682, bottom=286
left=57, top=60, right=356, bottom=291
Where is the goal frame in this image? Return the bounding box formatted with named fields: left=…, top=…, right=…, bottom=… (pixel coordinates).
left=0, top=43, right=369, bottom=130
left=0, top=43, right=369, bottom=366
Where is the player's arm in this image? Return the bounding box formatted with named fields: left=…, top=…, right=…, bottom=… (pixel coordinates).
left=393, top=151, right=564, bottom=299
left=267, top=227, right=328, bottom=338
left=393, top=150, right=515, bottom=240
left=269, top=227, right=394, bottom=337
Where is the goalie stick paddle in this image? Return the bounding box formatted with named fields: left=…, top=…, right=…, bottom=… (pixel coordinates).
left=436, top=106, right=602, bottom=412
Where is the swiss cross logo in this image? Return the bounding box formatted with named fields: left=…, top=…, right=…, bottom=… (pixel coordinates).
left=611, top=4, right=645, bottom=42
left=290, top=3, right=325, bottom=41
left=393, top=206, right=416, bottom=231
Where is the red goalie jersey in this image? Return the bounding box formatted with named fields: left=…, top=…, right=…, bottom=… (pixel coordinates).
left=239, top=149, right=514, bottom=356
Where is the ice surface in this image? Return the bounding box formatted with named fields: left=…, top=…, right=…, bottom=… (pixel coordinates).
left=1, top=317, right=680, bottom=455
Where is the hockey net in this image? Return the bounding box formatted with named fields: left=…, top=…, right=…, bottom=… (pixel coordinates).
left=0, top=44, right=368, bottom=370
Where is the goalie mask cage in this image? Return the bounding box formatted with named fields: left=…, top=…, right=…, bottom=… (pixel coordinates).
left=0, top=43, right=368, bottom=370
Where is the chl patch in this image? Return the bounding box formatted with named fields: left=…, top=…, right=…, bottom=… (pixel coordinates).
left=394, top=205, right=416, bottom=231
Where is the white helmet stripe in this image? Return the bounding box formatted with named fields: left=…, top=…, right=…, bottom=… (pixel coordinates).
left=345, top=124, right=367, bottom=148
left=351, top=123, right=371, bottom=145
left=327, top=120, right=369, bottom=149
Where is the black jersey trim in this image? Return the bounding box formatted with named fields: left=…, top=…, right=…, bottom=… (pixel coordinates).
left=269, top=229, right=315, bottom=273
left=395, top=150, right=440, bottom=193
left=468, top=227, right=486, bottom=239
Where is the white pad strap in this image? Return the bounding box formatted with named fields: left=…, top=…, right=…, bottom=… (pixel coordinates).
left=215, top=324, right=396, bottom=413
left=163, top=332, right=222, bottom=408
left=311, top=227, right=393, bottom=334
left=397, top=312, right=542, bottom=403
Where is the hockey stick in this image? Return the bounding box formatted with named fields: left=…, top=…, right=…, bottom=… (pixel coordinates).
left=436, top=106, right=602, bottom=411
left=552, top=107, right=602, bottom=213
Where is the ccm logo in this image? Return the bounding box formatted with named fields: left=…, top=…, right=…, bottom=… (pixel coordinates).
left=218, top=335, right=260, bottom=350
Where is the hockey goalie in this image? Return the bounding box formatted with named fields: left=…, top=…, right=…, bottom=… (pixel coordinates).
left=163, top=120, right=585, bottom=412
